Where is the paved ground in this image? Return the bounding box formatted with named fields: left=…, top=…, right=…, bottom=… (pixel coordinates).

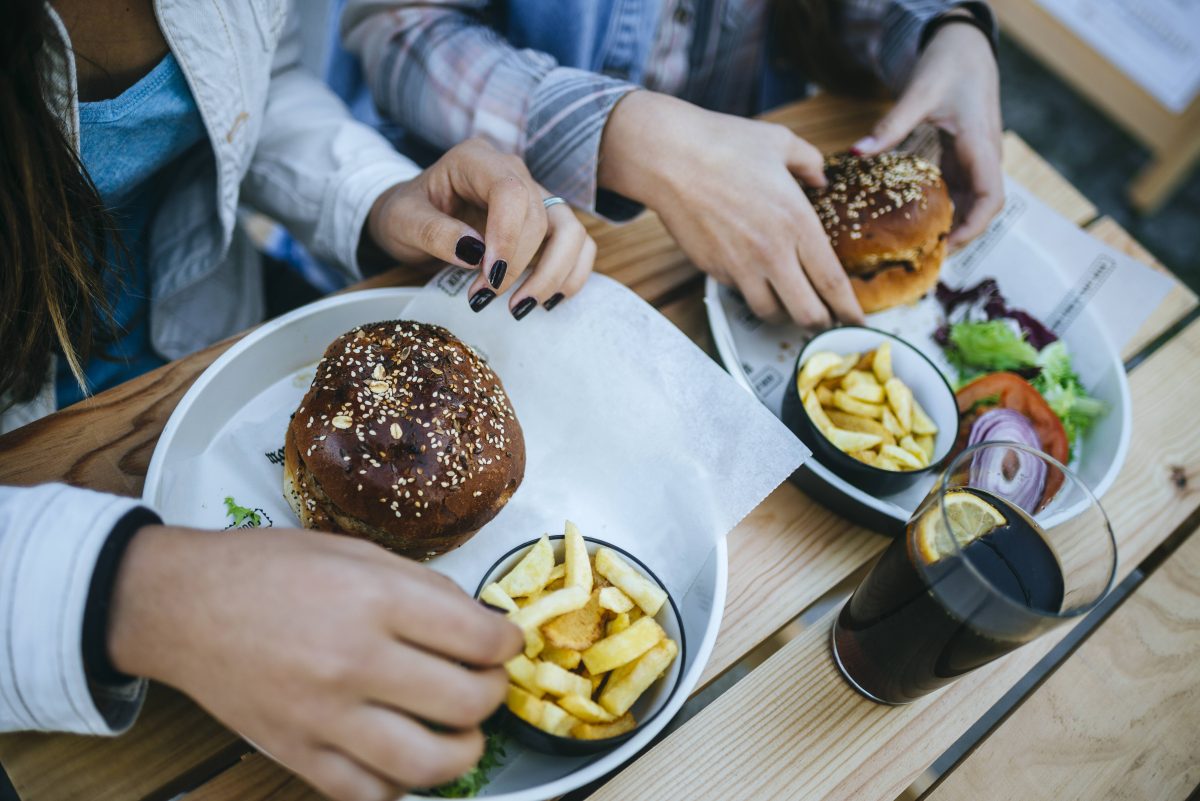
left=998, top=35, right=1200, bottom=290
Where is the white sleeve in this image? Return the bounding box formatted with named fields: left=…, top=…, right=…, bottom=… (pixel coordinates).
left=240, top=7, right=422, bottom=278
left=0, top=484, right=148, bottom=734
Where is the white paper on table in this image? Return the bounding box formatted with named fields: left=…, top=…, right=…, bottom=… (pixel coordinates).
left=158, top=273, right=808, bottom=602
left=1034, top=0, right=1200, bottom=113
left=713, top=176, right=1176, bottom=418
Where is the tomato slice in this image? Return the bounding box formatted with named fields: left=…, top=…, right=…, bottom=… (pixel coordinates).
left=954, top=372, right=1068, bottom=504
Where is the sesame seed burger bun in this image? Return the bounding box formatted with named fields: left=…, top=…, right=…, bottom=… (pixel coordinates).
left=807, top=152, right=954, bottom=313
left=284, top=321, right=525, bottom=560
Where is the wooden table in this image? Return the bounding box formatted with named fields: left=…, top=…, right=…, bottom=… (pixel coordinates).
left=2, top=94, right=1198, bottom=801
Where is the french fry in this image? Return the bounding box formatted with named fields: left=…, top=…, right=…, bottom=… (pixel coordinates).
left=815, top=385, right=835, bottom=407
left=826, top=411, right=895, bottom=446
left=884, top=377, right=913, bottom=433
left=582, top=617, right=665, bottom=675
left=535, top=660, right=593, bottom=699
left=504, top=654, right=544, bottom=697
left=523, top=625, right=545, bottom=658
left=480, top=582, right=518, bottom=613
left=875, top=455, right=902, bottom=471
left=547, top=563, right=566, bottom=584
left=537, top=701, right=580, bottom=737
left=572, top=713, right=637, bottom=740
left=594, top=548, right=668, bottom=616
left=882, top=444, right=924, bottom=470
left=599, top=638, right=679, bottom=716
left=845, top=381, right=885, bottom=404
left=854, top=350, right=875, bottom=371
left=541, top=646, right=582, bottom=671
left=542, top=588, right=606, bottom=651
left=849, top=450, right=877, bottom=466
left=802, top=388, right=837, bottom=439
left=916, top=433, right=936, bottom=461
left=582, top=669, right=606, bottom=696
left=509, top=586, right=589, bottom=631
left=898, top=435, right=928, bottom=466
left=797, top=351, right=844, bottom=392
left=607, top=611, right=631, bottom=636
left=499, top=534, right=554, bottom=597
left=563, top=521, right=592, bottom=593
left=872, top=341, right=893, bottom=383
left=598, top=586, right=635, bottom=614
left=832, top=390, right=884, bottom=420
left=825, top=427, right=883, bottom=453
left=881, top=406, right=904, bottom=438
left=506, top=685, right=544, bottom=727
left=911, top=398, right=938, bottom=435
left=558, top=694, right=616, bottom=724
left=830, top=352, right=860, bottom=379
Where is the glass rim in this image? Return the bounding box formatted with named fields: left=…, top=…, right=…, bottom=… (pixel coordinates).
left=927, top=440, right=1118, bottom=621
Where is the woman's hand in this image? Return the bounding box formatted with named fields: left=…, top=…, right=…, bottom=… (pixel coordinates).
left=107, top=525, right=523, bottom=801
left=852, top=21, right=1003, bottom=247
left=367, top=138, right=595, bottom=318
left=598, top=91, right=863, bottom=328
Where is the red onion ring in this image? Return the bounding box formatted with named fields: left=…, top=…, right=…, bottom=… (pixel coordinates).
left=967, top=409, right=1046, bottom=512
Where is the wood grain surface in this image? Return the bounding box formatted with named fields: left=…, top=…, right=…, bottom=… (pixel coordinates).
left=928, top=527, right=1200, bottom=801
left=584, top=316, right=1200, bottom=801
left=0, top=96, right=1188, bottom=801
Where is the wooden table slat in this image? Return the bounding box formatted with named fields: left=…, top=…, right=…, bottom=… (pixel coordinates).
left=927, top=526, right=1200, bottom=801
left=584, top=314, right=1200, bottom=801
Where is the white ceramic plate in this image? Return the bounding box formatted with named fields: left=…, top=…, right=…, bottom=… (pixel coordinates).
left=142, top=289, right=728, bottom=801
left=704, top=277, right=1132, bottom=532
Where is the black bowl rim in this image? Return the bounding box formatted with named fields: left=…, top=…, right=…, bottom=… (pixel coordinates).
left=792, top=325, right=961, bottom=479
left=474, top=534, right=688, bottom=750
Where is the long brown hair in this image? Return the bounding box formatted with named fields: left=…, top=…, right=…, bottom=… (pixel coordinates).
left=0, top=0, right=117, bottom=408
left=772, top=0, right=881, bottom=96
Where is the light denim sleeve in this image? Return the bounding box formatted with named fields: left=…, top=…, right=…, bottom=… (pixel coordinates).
left=841, top=0, right=997, bottom=92
left=240, top=7, right=422, bottom=278
left=0, top=484, right=147, bottom=734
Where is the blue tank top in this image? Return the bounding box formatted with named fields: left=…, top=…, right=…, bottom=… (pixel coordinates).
left=56, top=52, right=206, bottom=407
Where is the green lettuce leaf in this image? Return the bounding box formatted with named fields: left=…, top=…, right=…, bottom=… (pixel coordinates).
left=947, top=321, right=1040, bottom=373
left=1031, top=342, right=1106, bottom=451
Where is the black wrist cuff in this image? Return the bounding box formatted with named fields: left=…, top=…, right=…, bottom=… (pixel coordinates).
left=82, top=507, right=162, bottom=686
left=920, top=4, right=999, bottom=59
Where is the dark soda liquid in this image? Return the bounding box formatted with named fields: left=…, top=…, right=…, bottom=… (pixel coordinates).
left=833, top=488, right=1065, bottom=704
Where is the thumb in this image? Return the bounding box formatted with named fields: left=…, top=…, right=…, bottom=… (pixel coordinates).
left=373, top=191, right=487, bottom=268
left=852, top=93, right=930, bottom=155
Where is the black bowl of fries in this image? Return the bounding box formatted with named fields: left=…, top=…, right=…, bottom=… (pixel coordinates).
left=475, top=524, right=686, bottom=756
left=781, top=327, right=959, bottom=496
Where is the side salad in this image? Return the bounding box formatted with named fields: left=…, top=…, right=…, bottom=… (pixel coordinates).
left=933, top=279, right=1106, bottom=467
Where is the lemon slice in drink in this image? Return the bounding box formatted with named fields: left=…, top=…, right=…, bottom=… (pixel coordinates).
left=916, top=490, right=1006, bottom=563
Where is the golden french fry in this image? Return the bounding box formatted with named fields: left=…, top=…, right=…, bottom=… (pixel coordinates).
left=480, top=582, right=518, bottom=613
left=826, top=411, right=895, bottom=446
left=504, top=654, right=544, bottom=697
left=571, top=713, right=637, bottom=740
left=833, top=390, right=884, bottom=420
left=510, top=586, right=589, bottom=631
left=875, top=455, right=902, bottom=471
left=830, top=352, right=860, bottom=379
left=881, top=405, right=904, bottom=438
left=803, top=389, right=838, bottom=438
left=523, top=625, right=545, bottom=658
left=607, top=611, right=631, bottom=636
left=499, top=534, right=555, bottom=597
left=599, top=638, right=679, bottom=716
left=558, top=694, right=616, bottom=724
left=563, top=520, right=592, bottom=593
left=507, top=685, right=544, bottom=727
left=884, top=377, right=913, bottom=433
left=898, top=435, right=928, bottom=466
left=594, top=548, right=668, bottom=616
left=582, top=617, right=665, bottom=674
left=542, top=588, right=606, bottom=651
left=873, top=341, right=893, bottom=383
left=881, top=443, right=924, bottom=470
left=815, top=385, right=835, bottom=407
left=537, top=700, right=580, bottom=737
left=855, top=350, right=875, bottom=371
left=849, top=450, right=877, bottom=466
left=916, top=433, right=936, bottom=461
left=598, top=586, right=635, bottom=614
left=825, top=427, right=883, bottom=453
left=541, top=646, right=582, bottom=671
left=535, top=660, right=593, bottom=698
left=911, top=398, right=938, bottom=435
left=547, top=563, right=565, bottom=584
left=798, top=351, right=844, bottom=392
left=845, top=381, right=885, bottom=404
left=842, top=369, right=880, bottom=390
left=582, top=669, right=606, bottom=696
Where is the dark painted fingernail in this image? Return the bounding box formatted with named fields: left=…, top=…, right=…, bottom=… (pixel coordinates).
left=488, top=260, right=507, bottom=288
left=469, top=288, right=495, bottom=312
left=455, top=236, right=485, bottom=265
left=543, top=292, right=565, bottom=311
left=511, top=297, right=537, bottom=320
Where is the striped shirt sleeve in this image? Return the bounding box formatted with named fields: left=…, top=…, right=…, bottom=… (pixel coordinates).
left=841, top=0, right=998, bottom=92
left=342, top=2, right=640, bottom=214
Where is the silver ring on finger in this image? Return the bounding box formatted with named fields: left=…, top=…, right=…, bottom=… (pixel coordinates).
left=542, top=196, right=567, bottom=210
